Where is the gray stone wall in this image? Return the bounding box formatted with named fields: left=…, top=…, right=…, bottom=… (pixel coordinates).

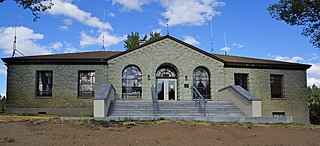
left=107, top=38, right=225, bottom=100
left=6, top=64, right=108, bottom=115
left=223, top=68, right=309, bottom=123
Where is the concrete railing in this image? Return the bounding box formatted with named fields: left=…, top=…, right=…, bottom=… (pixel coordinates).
left=218, top=85, right=261, bottom=117
left=93, top=84, right=116, bottom=117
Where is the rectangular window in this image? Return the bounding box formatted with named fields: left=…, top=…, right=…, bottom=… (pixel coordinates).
left=270, top=75, right=283, bottom=98
left=37, top=71, right=53, bottom=96
left=78, top=71, right=95, bottom=97
left=234, top=73, right=248, bottom=90
left=272, top=112, right=285, bottom=117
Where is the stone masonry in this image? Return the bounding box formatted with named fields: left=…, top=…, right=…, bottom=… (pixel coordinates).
left=4, top=38, right=310, bottom=123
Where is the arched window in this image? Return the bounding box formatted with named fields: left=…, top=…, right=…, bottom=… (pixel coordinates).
left=156, top=66, right=177, bottom=78
left=193, top=67, right=210, bottom=99
left=122, top=65, right=142, bottom=99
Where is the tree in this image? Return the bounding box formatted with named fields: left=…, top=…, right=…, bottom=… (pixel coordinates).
left=149, top=31, right=161, bottom=41
left=124, top=32, right=147, bottom=50
left=0, top=0, right=53, bottom=21
left=268, top=0, right=320, bottom=48
left=308, top=84, right=320, bottom=124
left=0, top=94, right=5, bottom=113
left=124, top=31, right=162, bottom=50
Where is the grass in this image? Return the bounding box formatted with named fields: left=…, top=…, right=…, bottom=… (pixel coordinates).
left=0, top=114, right=319, bottom=129
left=0, top=114, right=58, bottom=122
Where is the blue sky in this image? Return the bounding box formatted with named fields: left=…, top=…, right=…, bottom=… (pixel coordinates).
left=0, top=0, right=319, bottom=96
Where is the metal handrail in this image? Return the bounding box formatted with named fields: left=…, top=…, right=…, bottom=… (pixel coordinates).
left=191, top=85, right=207, bottom=116
left=151, top=85, right=159, bottom=116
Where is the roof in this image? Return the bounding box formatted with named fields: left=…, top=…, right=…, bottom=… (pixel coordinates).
left=1, top=51, right=121, bottom=64
left=212, top=54, right=311, bottom=70
left=1, top=35, right=311, bottom=70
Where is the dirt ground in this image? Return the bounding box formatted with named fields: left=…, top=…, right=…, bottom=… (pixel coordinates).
left=0, top=117, right=320, bottom=146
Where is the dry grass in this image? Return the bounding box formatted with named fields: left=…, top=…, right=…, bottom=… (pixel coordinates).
left=0, top=114, right=58, bottom=122
left=0, top=114, right=319, bottom=129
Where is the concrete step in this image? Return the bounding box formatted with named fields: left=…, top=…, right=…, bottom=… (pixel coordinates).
left=108, top=113, right=244, bottom=117
left=108, top=100, right=245, bottom=117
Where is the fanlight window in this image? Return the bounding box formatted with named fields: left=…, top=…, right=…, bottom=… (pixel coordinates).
left=193, top=67, right=210, bottom=99
left=156, top=66, right=177, bottom=78
left=122, top=65, right=142, bottom=99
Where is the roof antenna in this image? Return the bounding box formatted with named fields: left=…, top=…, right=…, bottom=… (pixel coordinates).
left=224, top=32, right=227, bottom=55
left=101, top=11, right=106, bottom=51
left=210, top=18, right=215, bottom=53
left=166, top=18, right=169, bottom=35
left=12, top=4, right=24, bottom=57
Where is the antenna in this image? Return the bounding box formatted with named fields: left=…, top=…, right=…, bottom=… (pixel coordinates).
left=101, top=11, right=106, bottom=51
left=166, top=19, right=169, bottom=35
left=224, top=32, right=227, bottom=55
left=12, top=3, right=24, bottom=57
left=210, top=18, right=215, bottom=53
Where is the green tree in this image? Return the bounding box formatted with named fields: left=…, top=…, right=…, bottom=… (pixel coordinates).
left=0, top=94, right=5, bottom=113
left=124, top=32, right=147, bottom=50
left=149, top=31, right=161, bottom=41
left=268, top=0, right=320, bottom=48
left=308, top=84, right=320, bottom=124
left=124, top=31, right=162, bottom=50
left=0, top=0, right=53, bottom=21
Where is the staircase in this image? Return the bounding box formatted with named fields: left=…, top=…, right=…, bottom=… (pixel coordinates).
left=107, top=100, right=244, bottom=118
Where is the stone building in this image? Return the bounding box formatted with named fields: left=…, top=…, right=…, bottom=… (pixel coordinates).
left=1, top=35, right=311, bottom=123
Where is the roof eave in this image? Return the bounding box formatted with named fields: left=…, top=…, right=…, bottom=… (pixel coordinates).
left=2, top=58, right=108, bottom=65
left=225, top=62, right=312, bottom=70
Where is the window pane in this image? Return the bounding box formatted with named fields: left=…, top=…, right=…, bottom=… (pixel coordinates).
left=272, top=112, right=285, bottom=117
left=37, top=71, right=53, bottom=96
left=270, top=75, right=283, bottom=98
left=156, top=67, right=176, bottom=78
left=122, top=66, right=142, bottom=99
left=193, top=67, right=210, bottom=99
left=78, top=71, right=95, bottom=97
left=234, top=74, right=248, bottom=90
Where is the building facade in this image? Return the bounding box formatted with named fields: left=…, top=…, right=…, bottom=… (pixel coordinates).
left=2, top=36, right=311, bottom=123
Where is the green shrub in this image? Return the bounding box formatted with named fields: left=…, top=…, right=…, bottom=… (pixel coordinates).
left=308, top=85, right=320, bottom=124
left=0, top=95, right=5, bottom=113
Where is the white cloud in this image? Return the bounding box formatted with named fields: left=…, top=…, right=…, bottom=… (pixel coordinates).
left=183, top=35, right=200, bottom=46
left=0, top=65, right=6, bottom=75
left=48, top=0, right=112, bottom=30
left=0, top=69, right=6, bottom=75
left=151, top=28, right=162, bottom=34
left=308, top=64, right=320, bottom=78
left=64, top=47, right=78, bottom=53
left=273, top=55, right=304, bottom=63
left=160, top=0, right=224, bottom=26
left=112, top=0, right=224, bottom=26
left=0, top=26, right=52, bottom=56
left=80, top=31, right=125, bottom=47
left=271, top=55, right=320, bottom=87
left=232, top=43, right=244, bottom=48
left=307, top=77, right=320, bottom=87
left=50, top=42, right=63, bottom=51
left=59, top=18, right=73, bottom=30
left=63, top=18, right=73, bottom=25
left=220, top=47, right=231, bottom=53
left=109, top=13, right=116, bottom=17
left=112, top=0, right=153, bottom=11
left=307, top=64, right=320, bottom=86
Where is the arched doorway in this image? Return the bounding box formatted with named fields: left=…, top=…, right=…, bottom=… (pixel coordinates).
left=155, top=64, right=178, bottom=100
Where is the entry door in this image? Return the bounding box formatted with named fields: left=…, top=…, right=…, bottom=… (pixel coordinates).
left=156, top=79, right=177, bottom=100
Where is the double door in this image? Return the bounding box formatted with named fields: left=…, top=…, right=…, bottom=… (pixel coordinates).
left=156, top=79, right=177, bottom=100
